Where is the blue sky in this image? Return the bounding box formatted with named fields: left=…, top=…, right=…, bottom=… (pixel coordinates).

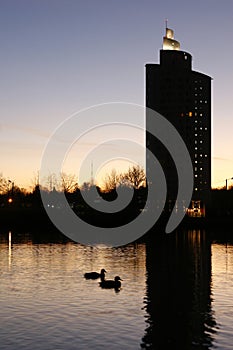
left=0, top=0, right=233, bottom=189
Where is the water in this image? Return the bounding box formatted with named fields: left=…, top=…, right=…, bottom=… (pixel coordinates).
left=211, top=243, right=233, bottom=350
left=0, top=229, right=233, bottom=349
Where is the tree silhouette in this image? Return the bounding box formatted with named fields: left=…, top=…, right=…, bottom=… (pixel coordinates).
left=120, top=165, right=146, bottom=189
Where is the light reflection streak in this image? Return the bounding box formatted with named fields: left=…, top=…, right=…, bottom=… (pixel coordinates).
left=8, top=231, right=12, bottom=268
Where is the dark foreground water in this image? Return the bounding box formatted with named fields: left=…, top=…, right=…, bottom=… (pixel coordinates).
left=0, top=229, right=233, bottom=349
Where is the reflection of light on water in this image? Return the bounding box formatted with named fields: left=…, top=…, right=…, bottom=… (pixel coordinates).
left=8, top=231, right=12, bottom=268
left=0, top=240, right=147, bottom=349
left=212, top=243, right=233, bottom=275
left=211, top=243, right=233, bottom=348
left=225, top=242, right=228, bottom=273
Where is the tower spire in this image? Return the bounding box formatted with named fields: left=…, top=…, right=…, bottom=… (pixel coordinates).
left=163, top=23, right=180, bottom=50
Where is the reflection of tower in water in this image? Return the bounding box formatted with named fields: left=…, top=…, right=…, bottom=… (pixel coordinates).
left=141, top=229, right=216, bottom=349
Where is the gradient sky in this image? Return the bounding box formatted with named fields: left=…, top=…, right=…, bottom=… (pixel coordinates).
left=0, top=0, right=233, bottom=189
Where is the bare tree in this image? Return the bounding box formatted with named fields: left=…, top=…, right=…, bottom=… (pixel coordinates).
left=60, top=172, right=78, bottom=193
left=30, top=170, right=40, bottom=192
left=103, top=169, right=119, bottom=192
left=0, top=173, right=9, bottom=194
left=120, top=165, right=146, bottom=189
left=43, top=173, right=58, bottom=192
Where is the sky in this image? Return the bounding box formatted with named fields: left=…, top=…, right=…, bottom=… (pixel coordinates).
left=0, top=0, right=233, bottom=190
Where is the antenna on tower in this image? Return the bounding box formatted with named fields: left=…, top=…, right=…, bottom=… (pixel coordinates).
left=165, top=18, right=168, bottom=30
left=91, top=161, right=94, bottom=185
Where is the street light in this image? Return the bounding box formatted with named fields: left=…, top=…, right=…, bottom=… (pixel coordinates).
left=226, top=177, right=233, bottom=190
left=7, top=180, right=14, bottom=203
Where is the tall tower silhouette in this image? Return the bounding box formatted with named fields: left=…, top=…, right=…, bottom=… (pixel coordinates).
left=146, top=24, right=212, bottom=216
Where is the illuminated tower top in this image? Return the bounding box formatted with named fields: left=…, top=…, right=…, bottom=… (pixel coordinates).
left=163, top=21, right=180, bottom=50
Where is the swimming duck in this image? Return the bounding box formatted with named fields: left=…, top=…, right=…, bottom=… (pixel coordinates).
left=99, top=276, right=122, bottom=289
left=84, top=269, right=106, bottom=280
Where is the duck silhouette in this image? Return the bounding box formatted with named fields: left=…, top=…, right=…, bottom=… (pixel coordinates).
left=99, top=276, right=122, bottom=289
left=84, top=269, right=106, bottom=280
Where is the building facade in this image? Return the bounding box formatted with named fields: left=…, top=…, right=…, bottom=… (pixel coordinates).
left=146, top=26, right=212, bottom=216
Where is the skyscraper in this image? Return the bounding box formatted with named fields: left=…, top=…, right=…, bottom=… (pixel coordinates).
left=146, top=25, right=211, bottom=216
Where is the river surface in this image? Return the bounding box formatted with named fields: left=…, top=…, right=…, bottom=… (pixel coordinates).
left=0, top=229, right=233, bottom=349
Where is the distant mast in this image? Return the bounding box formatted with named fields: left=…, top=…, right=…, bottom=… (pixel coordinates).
left=91, top=161, right=94, bottom=186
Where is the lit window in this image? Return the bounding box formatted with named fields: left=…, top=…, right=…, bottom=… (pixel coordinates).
left=200, top=140, right=203, bottom=143
left=189, top=112, right=192, bottom=117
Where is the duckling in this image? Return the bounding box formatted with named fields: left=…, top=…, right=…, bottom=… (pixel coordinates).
left=99, top=276, right=122, bottom=289
left=84, top=269, right=106, bottom=280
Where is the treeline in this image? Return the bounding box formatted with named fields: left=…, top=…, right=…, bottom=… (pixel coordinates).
left=0, top=165, right=147, bottom=209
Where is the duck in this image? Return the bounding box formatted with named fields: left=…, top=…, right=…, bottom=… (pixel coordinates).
left=84, top=269, right=106, bottom=280
left=99, top=276, right=122, bottom=289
